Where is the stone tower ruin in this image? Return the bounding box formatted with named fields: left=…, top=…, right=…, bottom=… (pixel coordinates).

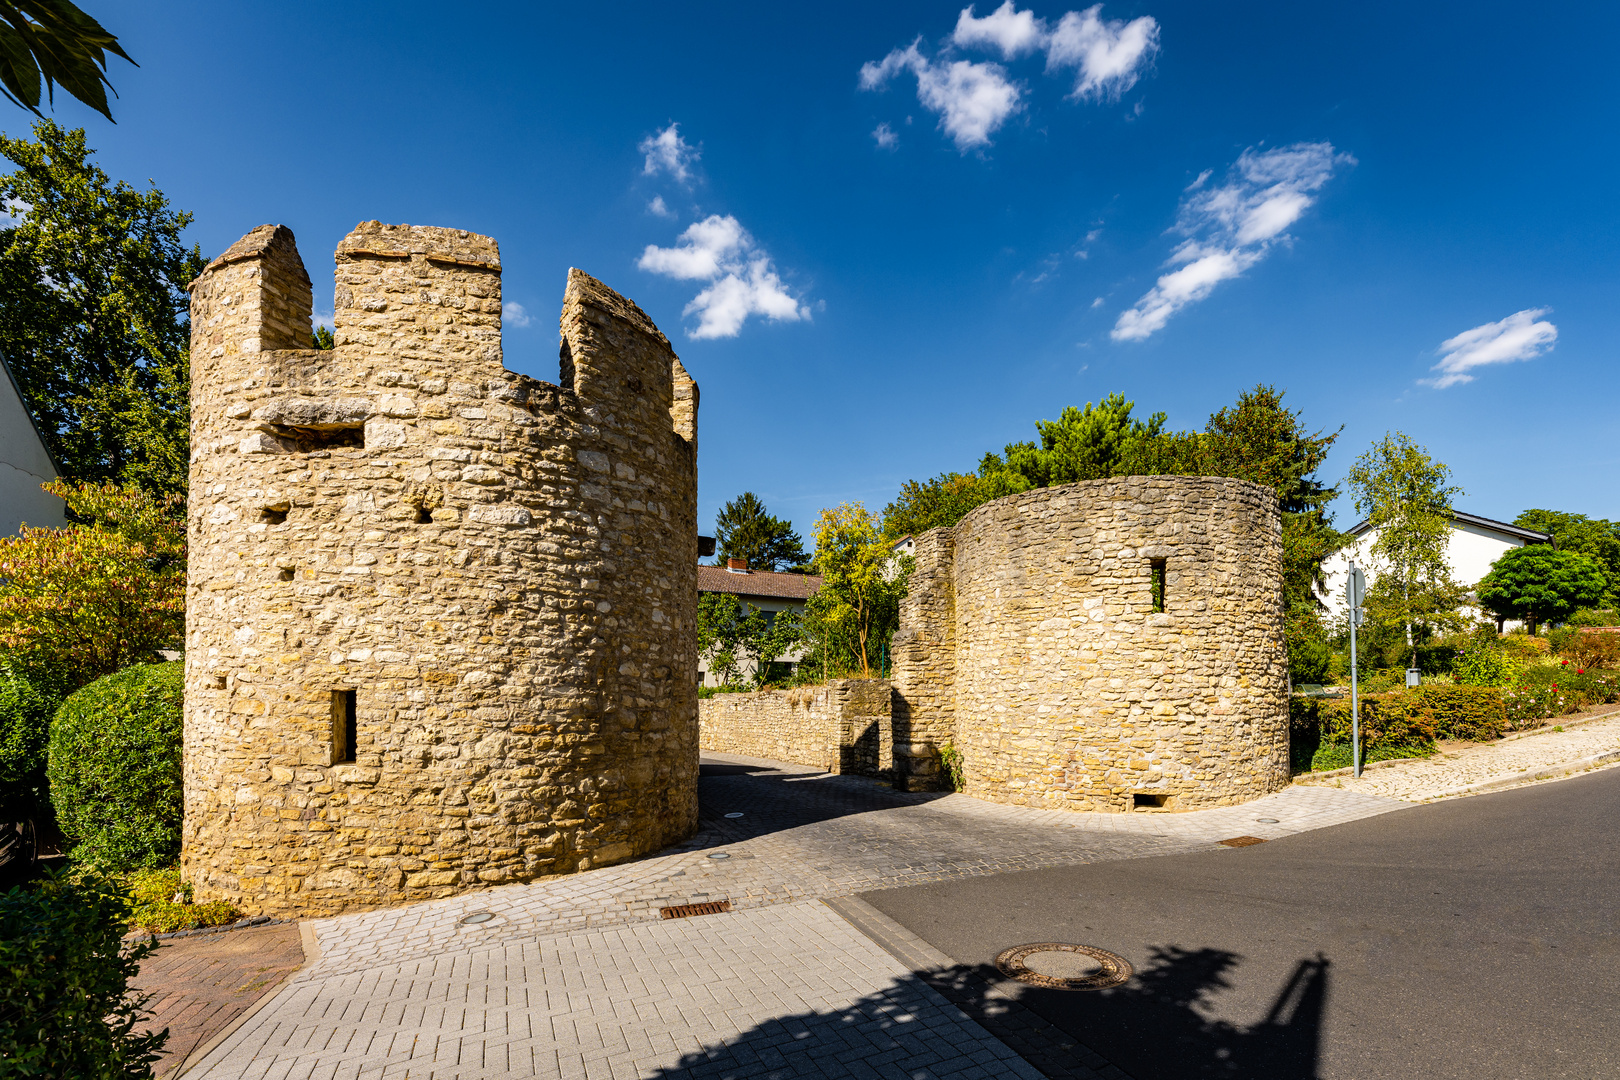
left=182, top=222, right=699, bottom=917
left=890, top=476, right=1290, bottom=809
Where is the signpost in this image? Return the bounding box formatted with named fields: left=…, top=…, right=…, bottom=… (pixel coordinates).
left=1346, top=562, right=1365, bottom=778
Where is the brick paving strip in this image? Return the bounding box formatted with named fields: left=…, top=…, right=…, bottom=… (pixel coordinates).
left=179, top=756, right=1404, bottom=1078
left=1295, top=707, right=1620, bottom=802
left=129, top=921, right=308, bottom=1077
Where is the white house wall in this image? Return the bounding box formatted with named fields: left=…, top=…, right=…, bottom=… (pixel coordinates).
left=0, top=365, right=63, bottom=536
left=1322, top=519, right=1531, bottom=626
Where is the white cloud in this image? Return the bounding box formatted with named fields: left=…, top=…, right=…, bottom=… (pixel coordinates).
left=873, top=122, right=899, bottom=149
left=864, top=5, right=1157, bottom=151
left=953, top=2, right=1047, bottom=57
left=1112, top=142, right=1352, bottom=342
left=639, top=123, right=699, bottom=183
left=1424, top=309, right=1557, bottom=388
left=312, top=309, right=335, bottom=330
left=0, top=198, right=31, bottom=226
left=638, top=214, right=810, bottom=339
left=1045, top=5, right=1159, bottom=100
left=502, top=301, right=532, bottom=328
left=647, top=195, right=675, bottom=219
left=860, top=41, right=1022, bottom=151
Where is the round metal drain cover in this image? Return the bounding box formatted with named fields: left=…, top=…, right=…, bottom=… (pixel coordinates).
left=995, top=943, right=1132, bottom=991
left=1257, top=817, right=1279, bottom=824
left=460, top=911, right=495, bottom=925
left=708, top=852, right=731, bottom=860
left=724, top=812, right=745, bottom=818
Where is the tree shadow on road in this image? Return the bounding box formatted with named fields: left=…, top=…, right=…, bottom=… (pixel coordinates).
left=640, top=943, right=1328, bottom=1079
left=930, top=945, right=1332, bottom=1079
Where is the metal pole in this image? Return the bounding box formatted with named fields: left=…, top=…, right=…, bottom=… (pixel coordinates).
left=1349, top=561, right=1361, bottom=778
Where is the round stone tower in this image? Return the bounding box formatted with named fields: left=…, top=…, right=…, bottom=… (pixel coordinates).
left=182, top=222, right=700, bottom=916
left=891, top=476, right=1289, bottom=810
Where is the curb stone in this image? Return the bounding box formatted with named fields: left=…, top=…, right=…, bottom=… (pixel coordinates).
left=1419, top=749, right=1620, bottom=802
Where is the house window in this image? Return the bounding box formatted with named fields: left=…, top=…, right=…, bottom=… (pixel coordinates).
left=332, top=690, right=357, bottom=764
left=1150, top=559, right=1167, bottom=614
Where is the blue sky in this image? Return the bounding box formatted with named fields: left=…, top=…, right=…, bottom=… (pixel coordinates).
left=27, top=0, right=1619, bottom=540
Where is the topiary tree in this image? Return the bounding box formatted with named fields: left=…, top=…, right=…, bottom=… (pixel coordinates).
left=47, top=660, right=182, bottom=869
left=1477, top=546, right=1607, bottom=635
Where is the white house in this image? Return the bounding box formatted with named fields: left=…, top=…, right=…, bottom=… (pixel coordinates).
left=697, top=560, right=822, bottom=686
left=0, top=352, right=64, bottom=536
left=1322, top=510, right=1552, bottom=626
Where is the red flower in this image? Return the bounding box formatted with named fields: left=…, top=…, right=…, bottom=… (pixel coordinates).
left=1562, top=659, right=1569, bottom=666
left=1577, top=669, right=1586, bottom=675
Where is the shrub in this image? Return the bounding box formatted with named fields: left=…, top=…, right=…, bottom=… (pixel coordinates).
left=1319, top=692, right=1438, bottom=755
left=1453, top=644, right=1513, bottom=687
left=938, top=743, right=965, bottom=792
left=1567, top=630, right=1620, bottom=671
left=1406, top=684, right=1506, bottom=742
left=0, top=660, right=53, bottom=808
left=1567, top=607, right=1620, bottom=628
left=0, top=866, right=167, bottom=1077
left=48, top=662, right=183, bottom=869
left=1547, top=626, right=1579, bottom=656
left=0, top=483, right=185, bottom=691
left=1501, top=663, right=1620, bottom=727
left=125, top=867, right=240, bottom=934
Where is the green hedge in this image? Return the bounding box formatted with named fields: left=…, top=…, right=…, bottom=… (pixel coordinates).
left=0, top=867, right=166, bottom=1078
left=47, top=662, right=183, bottom=870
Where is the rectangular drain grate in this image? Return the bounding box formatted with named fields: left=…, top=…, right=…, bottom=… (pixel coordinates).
left=1218, top=836, right=1267, bottom=848
left=660, top=900, right=732, bottom=919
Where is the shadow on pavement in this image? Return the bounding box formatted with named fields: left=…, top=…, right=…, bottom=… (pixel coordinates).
left=638, top=945, right=1328, bottom=1080
left=926, top=945, right=1331, bottom=1080
left=681, top=756, right=951, bottom=854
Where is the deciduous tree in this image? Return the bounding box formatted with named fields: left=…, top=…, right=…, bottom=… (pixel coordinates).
left=1345, top=432, right=1465, bottom=664
left=0, top=0, right=132, bottom=122
left=1476, top=546, right=1606, bottom=635
left=806, top=503, right=910, bottom=678
left=0, top=120, right=205, bottom=492
left=1512, top=509, right=1620, bottom=606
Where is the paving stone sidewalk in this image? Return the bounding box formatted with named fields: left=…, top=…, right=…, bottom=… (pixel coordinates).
left=1296, top=709, right=1620, bottom=801
left=180, top=756, right=1401, bottom=1078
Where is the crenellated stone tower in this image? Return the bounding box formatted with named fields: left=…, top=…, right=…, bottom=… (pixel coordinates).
left=182, top=222, right=700, bottom=917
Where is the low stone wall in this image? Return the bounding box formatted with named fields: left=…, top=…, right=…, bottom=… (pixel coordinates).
left=698, top=680, right=892, bottom=774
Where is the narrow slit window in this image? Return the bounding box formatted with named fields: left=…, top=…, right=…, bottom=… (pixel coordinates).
left=332, top=689, right=357, bottom=764
left=1150, top=559, right=1167, bottom=613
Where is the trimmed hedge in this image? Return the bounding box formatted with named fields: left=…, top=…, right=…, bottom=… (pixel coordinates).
left=47, top=662, right=183, bottom=870
left=0, top=867, right=166, bottom=1078
left=1291, top=684, right=1509, bottom=772
left=0, top=661, right=51, bottom=788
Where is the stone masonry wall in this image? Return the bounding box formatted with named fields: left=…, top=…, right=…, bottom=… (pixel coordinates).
left=888, top=528, right=956, bottom=791
left=183, top=222, right=699, bottom=918
left=698, top=680, right=893, bottom=775
left=892, top=476, right=1289, bottom=811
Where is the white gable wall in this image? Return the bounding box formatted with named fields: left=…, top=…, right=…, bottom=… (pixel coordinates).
left=1322, top=518, right=1537, bottom=624
left=0, top=361, right=63, bottom=536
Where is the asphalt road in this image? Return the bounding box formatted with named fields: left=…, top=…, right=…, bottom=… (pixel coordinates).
left=859, top=767, right=1620, bottom=1080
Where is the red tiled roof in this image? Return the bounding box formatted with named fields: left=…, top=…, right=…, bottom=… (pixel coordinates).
left=697, top=564, right=822, bottom=600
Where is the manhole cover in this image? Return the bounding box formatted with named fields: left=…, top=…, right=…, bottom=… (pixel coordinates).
left=708, top=852, right=731, bottom=860
left=459, top=911, right=495, bottom=925
left=724, top=812, right=745, bottom=818
left=661, top=900, right=731, bottom=919
left=995, top=943, right=1132, bottom=991
left=1256, top=817, right=1279, bottom=824
left=1219, top=835, right=1267, bottom=847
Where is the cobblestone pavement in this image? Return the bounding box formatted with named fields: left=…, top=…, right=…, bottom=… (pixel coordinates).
left=130, top=921, right=306, bottom=1076
left=1297, top=709, right=1620, bottom=802
left=185, top=757, right=1401, bottom=1078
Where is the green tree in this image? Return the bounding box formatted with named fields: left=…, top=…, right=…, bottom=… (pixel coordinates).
left=697, top=592, right=803, bottom=687
left=1476, top=546, right=1607, bottom=635
left=1345, top=432, right=1465, bottom=664
left=1512, top=509, right=1620, bottom=605
left=998, top=393, right=1173, bottom=488
left=0, top=0, right=132, bottom=122
left=0, top=120, right=206, bottom=492
left=805, top=503, right=911, bottom=678
left=713, top=491, right=807, bottom=571
left=880, top=468, right=1028, bottom=541
left=312, top=324, right=334, bottom=350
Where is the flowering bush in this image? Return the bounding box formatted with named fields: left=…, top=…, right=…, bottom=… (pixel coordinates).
left=1501, top=663, right=1620, bottom=727
left=0, top=482, right=184, bottom=690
